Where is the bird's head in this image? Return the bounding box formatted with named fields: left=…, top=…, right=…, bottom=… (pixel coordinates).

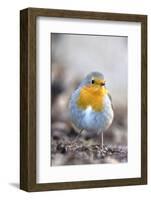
left=79, top=72, right=106, bottom=93
left=77, top=72, right=108, bottom=112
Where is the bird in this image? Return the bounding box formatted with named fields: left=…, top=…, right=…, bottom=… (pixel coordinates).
left=69, top=71, right=114, bottom=149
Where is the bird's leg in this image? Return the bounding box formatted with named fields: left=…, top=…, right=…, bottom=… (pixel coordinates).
left=79, top=128, right=84, bottom=135
left=101, top=132, right=104, bottom=149
left=99, top=132, right=104, bottom=150
left=73, top=129, right=83, bottom=143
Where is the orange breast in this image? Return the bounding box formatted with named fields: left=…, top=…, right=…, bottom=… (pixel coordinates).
left=76, top=85, right=108, bottom=112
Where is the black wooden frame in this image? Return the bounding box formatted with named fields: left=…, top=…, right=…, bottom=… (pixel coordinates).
left=20, top=7, right=147, bottom=192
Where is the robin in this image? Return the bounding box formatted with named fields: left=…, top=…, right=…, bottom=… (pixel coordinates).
left=69, top=72, right=114, bottom=149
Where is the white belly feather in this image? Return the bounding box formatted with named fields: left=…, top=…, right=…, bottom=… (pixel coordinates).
left=70, top=93, right=114, bottom=134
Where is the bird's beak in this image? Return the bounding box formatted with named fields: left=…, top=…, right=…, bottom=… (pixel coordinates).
left=96, top=79, right=106, bottom=87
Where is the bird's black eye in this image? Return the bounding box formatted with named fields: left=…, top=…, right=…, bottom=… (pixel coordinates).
left=91, top=79, right=95, bottom=84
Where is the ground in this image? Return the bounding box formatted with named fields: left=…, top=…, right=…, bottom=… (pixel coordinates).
left=51, top=127, right=127, bottom=166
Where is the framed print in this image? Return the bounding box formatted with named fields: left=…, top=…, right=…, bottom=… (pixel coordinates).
left=20, top=8, right=147, bottom=191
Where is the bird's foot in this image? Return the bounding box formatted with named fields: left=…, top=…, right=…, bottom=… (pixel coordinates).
left=94, top=144, right=108, bottom=158
left=100, top=145, right=108, bottom=158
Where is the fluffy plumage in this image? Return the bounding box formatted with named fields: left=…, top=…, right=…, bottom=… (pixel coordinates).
left=69, top=72, right=114, bottom=135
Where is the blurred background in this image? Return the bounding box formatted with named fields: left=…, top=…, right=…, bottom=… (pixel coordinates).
left=51, top=33, right=128, bottom=166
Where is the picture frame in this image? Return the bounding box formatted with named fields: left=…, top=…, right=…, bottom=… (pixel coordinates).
left=20, top=7, right=147, bottom=192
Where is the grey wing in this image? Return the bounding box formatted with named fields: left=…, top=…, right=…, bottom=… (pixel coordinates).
left=107, top=93, right=114, bottom=110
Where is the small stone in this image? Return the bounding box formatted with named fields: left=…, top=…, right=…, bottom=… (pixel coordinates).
left=57, top=143, right=67, bottom=154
